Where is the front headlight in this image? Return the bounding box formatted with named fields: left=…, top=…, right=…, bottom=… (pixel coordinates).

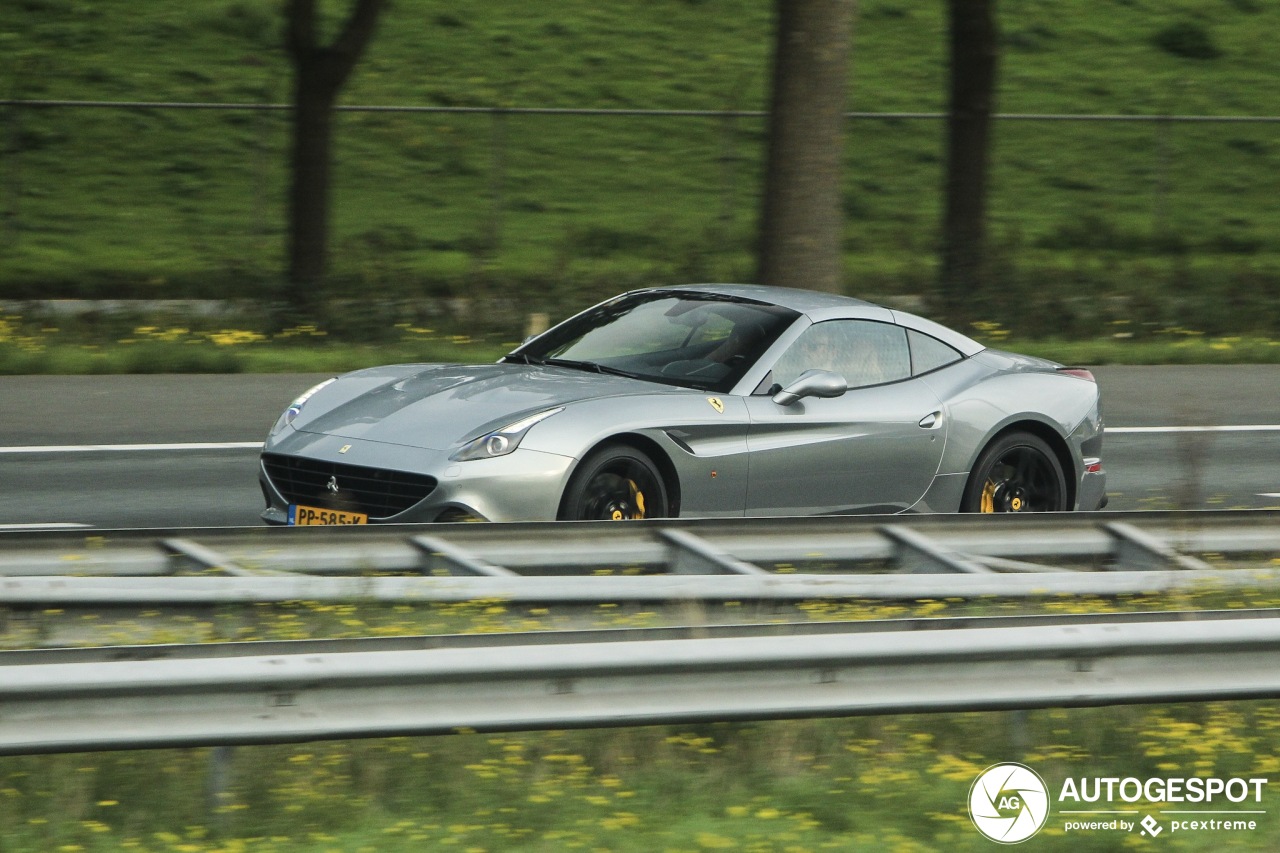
left=270, top=377, right=336, bottom=435
left=451, top=407, right=564, bottom=461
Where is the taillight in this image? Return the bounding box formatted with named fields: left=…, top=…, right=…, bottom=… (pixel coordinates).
left=1057, top=367, right=1095, bottom=382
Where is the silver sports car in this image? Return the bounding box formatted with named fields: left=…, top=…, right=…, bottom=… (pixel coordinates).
left=259, top=284, right=1105, bottom=525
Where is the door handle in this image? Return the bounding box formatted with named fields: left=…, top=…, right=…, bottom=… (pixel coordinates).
left=918, top=411, right=943, bottom=429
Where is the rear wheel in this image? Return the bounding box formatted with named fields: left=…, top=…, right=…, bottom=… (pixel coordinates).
left=559, top=444, right=669, bottom=521
left=961, top=431, right=1067, bottom=513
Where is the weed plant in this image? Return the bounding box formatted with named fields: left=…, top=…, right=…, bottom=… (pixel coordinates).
left=3, top=705, right=1279, bottom=852
left=0, top=308, right=514, bottom=374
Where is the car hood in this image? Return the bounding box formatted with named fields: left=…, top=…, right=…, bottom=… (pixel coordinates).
left=293, top=363, right=671, bottom=450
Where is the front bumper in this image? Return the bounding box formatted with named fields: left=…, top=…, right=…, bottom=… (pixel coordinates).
left=259, top=431, right=575, bottom=524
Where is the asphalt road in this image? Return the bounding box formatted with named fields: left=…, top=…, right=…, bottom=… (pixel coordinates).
left=1, top=367, right=1277, bottom=529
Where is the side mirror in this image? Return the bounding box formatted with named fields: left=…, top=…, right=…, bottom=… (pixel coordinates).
left=772, top=369, right=847, bottom=406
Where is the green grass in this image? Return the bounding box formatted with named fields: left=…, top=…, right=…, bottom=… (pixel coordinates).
left=0, top=305, right=519, bottom=373
left=4, top=1, right=1280, bottom=337
left=4, top=707, right=1279, bottom=852
left=6, top=583, right=1280, bottom=851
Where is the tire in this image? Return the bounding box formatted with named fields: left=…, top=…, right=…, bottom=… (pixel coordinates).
left=961, top=431, right=1068, bottom=513
left=558, top=444, right=669, bottom=521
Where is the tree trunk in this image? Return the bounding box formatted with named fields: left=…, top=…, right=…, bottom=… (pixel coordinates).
left=284, top=0, right=384, bottom=320
left=938, top=0, right=999, bottom=324
left=287, top=63, right=336, bottom=318
left=757, top=0, right=856, bottom=293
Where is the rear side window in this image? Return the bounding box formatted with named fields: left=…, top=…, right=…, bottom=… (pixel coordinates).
left=908, top=329, right=963, bottom=375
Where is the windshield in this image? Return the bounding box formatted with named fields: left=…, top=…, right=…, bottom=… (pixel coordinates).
left=506, top=291, right=800, bottom=392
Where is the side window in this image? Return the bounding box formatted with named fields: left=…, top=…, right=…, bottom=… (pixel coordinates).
left=908, top=329, right=963, bottom=375
left=772, top=320, right=911, bottom=389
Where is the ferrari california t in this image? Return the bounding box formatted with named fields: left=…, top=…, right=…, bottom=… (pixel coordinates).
left=259, top=284, right=1105, bottom=524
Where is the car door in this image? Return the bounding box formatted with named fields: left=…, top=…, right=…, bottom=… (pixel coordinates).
left=744, top=319, right=947, bottom=514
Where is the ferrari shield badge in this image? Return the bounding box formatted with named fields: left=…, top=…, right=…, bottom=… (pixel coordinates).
left=707, top=397, right=724, bottom=413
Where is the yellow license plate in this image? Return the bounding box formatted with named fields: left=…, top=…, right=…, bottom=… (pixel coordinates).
left=288, top=504, right=369, bottom=526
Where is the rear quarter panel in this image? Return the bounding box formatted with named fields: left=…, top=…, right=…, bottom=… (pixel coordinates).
left=924, top=356, right=1101, bottom=477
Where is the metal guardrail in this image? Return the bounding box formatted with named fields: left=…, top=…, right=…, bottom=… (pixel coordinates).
left=5, top=608, right=1272, bottom=664
left=5, top=568, right=1280, bottom=607
left=3, top=608, right=1279, bottom=755
left=0, top=511, right=1277, bottom=604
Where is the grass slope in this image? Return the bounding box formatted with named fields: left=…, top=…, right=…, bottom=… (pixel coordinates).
left=2, top=0, right=1280, bottom=338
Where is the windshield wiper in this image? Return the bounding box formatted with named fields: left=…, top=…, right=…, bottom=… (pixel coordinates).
left=503, top=353, right=546, bottom=366
left=545, top=358, right=640, bottom=379
left=593, top=363, right=642, bottom=379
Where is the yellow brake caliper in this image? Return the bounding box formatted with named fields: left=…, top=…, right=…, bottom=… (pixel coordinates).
left=610, top=480, right=648, bottom=520
left=980, top=479, right=997, bottom=513
left=630, top=479, right=646, bottom=520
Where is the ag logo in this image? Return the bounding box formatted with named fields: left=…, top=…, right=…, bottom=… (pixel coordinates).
left=969, top=763, right=1050, bottom=844
left=707, top=397, right=725, bottom=413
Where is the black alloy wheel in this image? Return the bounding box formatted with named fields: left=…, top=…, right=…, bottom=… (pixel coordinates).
left=559, top=445, right=669, bottom=521
left=961, top=431, right=1068, bottom=513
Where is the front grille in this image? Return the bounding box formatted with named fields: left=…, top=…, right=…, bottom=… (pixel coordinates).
left=262, top=452, right=437, bottom=519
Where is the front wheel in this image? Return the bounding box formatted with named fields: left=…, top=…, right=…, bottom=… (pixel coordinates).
left=558, top=444, right=670, bottom=521
left=961, top=431, right=1067, bottom=513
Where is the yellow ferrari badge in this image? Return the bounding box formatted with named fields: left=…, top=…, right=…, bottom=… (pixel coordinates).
left=338, top=444, right=352, bottom=454
left=707, top=397, right=724, bottom=413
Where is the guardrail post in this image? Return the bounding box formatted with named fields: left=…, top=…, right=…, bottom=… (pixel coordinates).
left=1009, top=709, right=1031, bottom=755
left=411, top=535, right=517, bottom=576
left=206, top=745, right=235, bottom=833
left=161, top=538, right=276, bottom=577
left=660, top=529, right=769, bottom=575
left=880, top=526, right=993, bottom=574
left=1104, top=522, right=1213, bottom=572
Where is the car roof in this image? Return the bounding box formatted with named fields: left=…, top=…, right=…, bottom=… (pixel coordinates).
left=650, top=283, right=984, bottom=357
left=661, top=283, right=881, bottom=314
